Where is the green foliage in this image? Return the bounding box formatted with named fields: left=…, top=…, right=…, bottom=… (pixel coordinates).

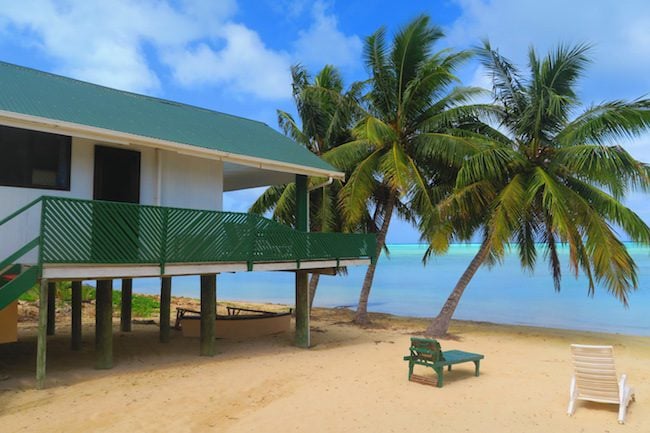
left=111, top=290, right=160, bottom=318
left=19, top=281, right=96, bottom=302
left=18, top=282, right=160, bottom=317
left=55, top=281, right=97, bottom=301
left=251, top=64, right=368, bottom=235
left=18, top=287, right=39, bottom=302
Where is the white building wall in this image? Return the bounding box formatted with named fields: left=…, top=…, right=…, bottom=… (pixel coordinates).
left=160, top=150, right=223, bottom=211
left=0, top=136, right=224, bottom=264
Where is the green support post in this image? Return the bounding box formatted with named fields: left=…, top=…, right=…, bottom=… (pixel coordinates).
left=160, top=277, right=171, bottom=343
left=295, top=174, right=310, bottom=348
left=295, top=270, right=310, bottom=348
left=71, top=281, right=82, bottom=351
left=95, top=280, right=113, bottom=369
left=295, top=174, right=309, bottom=232
left=46, top=282, right=56, bottom=336
left=120, top=278, right=132, bottom=332
left=200, top=274, right=216, bottom=356
left=36, top=278, right=48, bottom=389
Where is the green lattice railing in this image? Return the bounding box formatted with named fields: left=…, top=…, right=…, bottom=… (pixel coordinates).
left=39, top=196, right=376, bottom=270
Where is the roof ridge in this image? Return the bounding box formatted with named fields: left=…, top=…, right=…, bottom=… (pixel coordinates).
left=0, top=60, right=269, bottom=127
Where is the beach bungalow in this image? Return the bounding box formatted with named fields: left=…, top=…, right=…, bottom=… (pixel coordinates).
left=0, top=61, right=375, bottom=387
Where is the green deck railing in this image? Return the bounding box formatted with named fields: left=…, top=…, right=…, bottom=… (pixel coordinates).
left=39, top=196, right=376, bottom=270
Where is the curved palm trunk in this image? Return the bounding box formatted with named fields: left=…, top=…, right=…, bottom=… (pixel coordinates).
left=425, top=241, right=491, bottom=337
left=354, top=195, right=396, bottom=325
left=308, top=273, right=320, bottom=311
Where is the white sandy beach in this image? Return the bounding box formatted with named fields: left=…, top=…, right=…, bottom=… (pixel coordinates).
left=0, top=304, right=648, bottom=433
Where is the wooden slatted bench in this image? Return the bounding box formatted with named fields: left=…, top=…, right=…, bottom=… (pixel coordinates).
left=403, top=337, right=484, bottom=388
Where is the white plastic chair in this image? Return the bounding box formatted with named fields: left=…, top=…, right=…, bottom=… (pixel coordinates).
left=568, top=344, right=635, bottom=424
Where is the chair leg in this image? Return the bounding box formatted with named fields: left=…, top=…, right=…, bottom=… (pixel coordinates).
left=618, top=403, right=626, bottom=424
left=447, top=365, right=452, bottom=372
left=568, top=376, right=577, bottom=416
left=434, top=367, right=443, bottom=388
left=473, top=360, right=480, bottom=377
left=618, top=388, right=634, bottom=424
left=408, top=361, right=414, bottom=381
left=567, top=398, right=576, bottom=416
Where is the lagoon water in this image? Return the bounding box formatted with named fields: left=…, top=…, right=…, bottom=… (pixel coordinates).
left=131, top=243, right=650, bottom=336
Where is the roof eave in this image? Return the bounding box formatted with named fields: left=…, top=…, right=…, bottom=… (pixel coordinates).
left=0, top=110, right=346, bottom=181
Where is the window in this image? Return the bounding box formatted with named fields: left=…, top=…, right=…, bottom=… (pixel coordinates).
left=0, top=125, right=71, bottom=190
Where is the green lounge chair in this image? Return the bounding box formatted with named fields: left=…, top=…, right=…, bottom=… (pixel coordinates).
left=403, top=337, right=484, bottom=387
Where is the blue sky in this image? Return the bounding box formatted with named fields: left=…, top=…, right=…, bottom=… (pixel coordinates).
left=1, top=0, right=649, bottom=243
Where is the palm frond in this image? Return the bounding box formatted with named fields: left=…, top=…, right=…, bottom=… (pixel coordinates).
left=379, top=142, right=412, bottom=193
left=339, top=149, right=382, bottom=226
left=321, top=139, right=373, bottom=171
left=558, top=99, right=650, bottom=146
left=555, top=144, right=650, bottom=196
left=475, top=40, right=526, bottom=119
left=249, top=184, right=287, bottom=215
left=456, top=146, right=526, bottom=187
left=391, top=15, right=444, bottom=103
left=277, top=110, right=310, bottom=147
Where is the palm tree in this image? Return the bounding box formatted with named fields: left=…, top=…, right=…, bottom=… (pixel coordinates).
left=421, top=42, right=650, bottom=336
left=327, top=15, right=484, bottom=324
left=250, top=64, right=360, bottom=308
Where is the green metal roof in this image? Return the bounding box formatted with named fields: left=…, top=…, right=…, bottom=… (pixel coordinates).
left=0, top=61, right=338, bottom=174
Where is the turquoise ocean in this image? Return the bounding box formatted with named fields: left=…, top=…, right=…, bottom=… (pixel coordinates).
left=131, top=243, right=650, bottom=336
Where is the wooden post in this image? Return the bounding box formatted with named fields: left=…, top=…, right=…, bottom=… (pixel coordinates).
left=71, top=281, right=82, bottom=351
left=200, top=274, right=216, bottom=356
left=294, top=174, right=310, bottom=348
left=46, top=282, right=56, bottom=336
left=95, top=280, right=113, bottom=369
left=36, top=278, right=48, bottom=389
left=120, top=278, right=132, bottom=332
left=160, top=277, right=171, bottom=343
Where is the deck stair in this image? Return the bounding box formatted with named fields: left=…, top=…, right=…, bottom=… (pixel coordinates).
left=0, top=197, right=44, bottom=310
left=0, top=264, right=40, bottom=310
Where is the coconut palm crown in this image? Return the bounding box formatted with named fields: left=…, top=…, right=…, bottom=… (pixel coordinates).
left=326, top=15, right=486, bottom=324
left=422, top=42, right=650, bottom=336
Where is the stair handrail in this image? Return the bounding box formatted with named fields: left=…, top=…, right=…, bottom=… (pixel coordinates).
left=0, top=196, right=44, bottom=227
left=0, top=196, right=44, bottom=273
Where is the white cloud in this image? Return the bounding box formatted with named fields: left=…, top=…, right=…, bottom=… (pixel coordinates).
left=164, top=24, right=292, bottom=100
left=0, top=0, right=237, bottom=92
left=292, top=1, right=362, bottom=70
left=0, top=0, right=294, bottom=99
left=0, top=0, right=363, bottom=100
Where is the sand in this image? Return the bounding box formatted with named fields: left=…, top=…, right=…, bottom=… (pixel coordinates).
left=0, top=304, right=649, bottom=432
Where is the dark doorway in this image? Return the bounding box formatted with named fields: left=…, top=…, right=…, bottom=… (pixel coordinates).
left=92, top=145, right=142, bottom=263
left=93, top=145, right=141, bottom=203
